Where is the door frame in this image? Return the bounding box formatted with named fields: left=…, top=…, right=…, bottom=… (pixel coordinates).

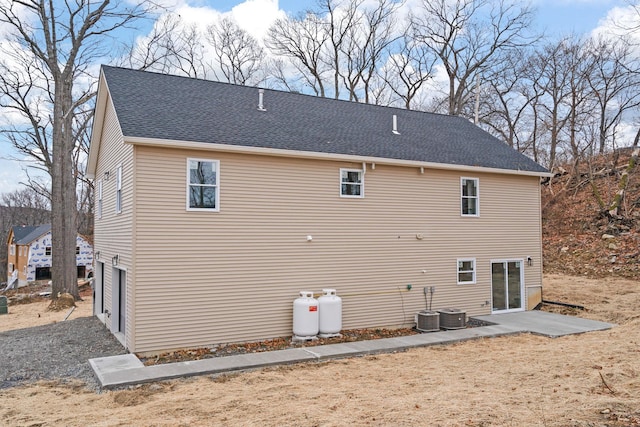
left=94, top=261, right=105, bottom=317
left=111, top=266, right=127, bottom=343
left=490, top=258, right=525, bottom=313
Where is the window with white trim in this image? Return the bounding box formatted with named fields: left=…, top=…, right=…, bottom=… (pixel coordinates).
left=10, top=244, right=15, bottom=256
left=457, top=258, right=476, bottom=284
left=461, top=177, right=479, bottom=216
left=115, top=165, right=122, bottom=213
left=97, top=179, right=103, bottom=219
left=340, top=169, right=363, bottom=197
left=188, top=159, right=219, bottom=211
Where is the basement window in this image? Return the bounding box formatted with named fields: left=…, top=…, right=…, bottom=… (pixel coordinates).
left=340, top=169, right=363, bottom=197
left=457, top=258, right=476, bottom=284
left=188, top=158, right=219, bottom=211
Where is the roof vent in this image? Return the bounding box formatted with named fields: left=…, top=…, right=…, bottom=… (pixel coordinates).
left=258, top=88, right=266, bottom=112
left=392, top=114, right=400, bottom=135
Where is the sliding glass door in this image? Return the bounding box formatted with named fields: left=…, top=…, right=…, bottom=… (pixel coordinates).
left=491, top=260, right=524, bottom=312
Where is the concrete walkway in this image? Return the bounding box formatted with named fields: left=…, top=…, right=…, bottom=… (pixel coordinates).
left=89, top=311, right=614, bottom=389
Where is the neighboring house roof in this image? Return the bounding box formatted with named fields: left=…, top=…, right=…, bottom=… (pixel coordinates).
left=91, top=65, right=549, bottom=176
left=12, top=224, right=51, bottom=245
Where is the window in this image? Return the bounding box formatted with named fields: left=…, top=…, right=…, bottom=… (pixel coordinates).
left=188, top=159, right=219, bottom=211
left=76, top=246, right=80, bottom=255
left=457, top=258, right=476, bottom=284
left=461, top=177, right=479, bottom=216
left=340, top=169, right=363, bottom=197
left=97, top=179, right=103, bottom=219
left=45, top=246, right=52, bottom=256
left=115, top=165, right=122, bottom=213
left=10, top=244, right=15, bottom=256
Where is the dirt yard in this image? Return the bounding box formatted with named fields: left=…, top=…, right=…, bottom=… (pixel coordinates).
left=0, top=296, right=93, bottom=333
left=1, top=274, right=639, bottom=426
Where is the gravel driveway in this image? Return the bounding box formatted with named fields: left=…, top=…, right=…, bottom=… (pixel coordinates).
left=0, top=317, right=126, bottom=391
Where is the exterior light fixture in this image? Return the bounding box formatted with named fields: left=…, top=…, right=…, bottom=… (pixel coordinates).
left=112, top=254, right=119, bottom=266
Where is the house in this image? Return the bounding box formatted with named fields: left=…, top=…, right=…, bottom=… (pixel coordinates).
left=6, top=224, right=94, bottom=288
left=87, top=66, right=552, bottom=354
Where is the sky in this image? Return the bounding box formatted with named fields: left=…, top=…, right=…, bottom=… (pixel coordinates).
left=0, top=0, right=637, bottom=195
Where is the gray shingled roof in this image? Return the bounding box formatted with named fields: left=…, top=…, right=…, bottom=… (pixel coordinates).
left=101, top=66, right=548, bottom=174
left=12, top=224, right=51, bottom=245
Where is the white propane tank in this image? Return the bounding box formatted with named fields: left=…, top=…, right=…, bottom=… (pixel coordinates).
left=293, top=291, right=319, bottom=338
left=318, top=288, right=342, bottom=335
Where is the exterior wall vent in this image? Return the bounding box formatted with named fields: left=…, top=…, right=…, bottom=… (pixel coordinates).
left=415, top=310, right=439, bottom=332
left=438, top=308, right=467, bottom=329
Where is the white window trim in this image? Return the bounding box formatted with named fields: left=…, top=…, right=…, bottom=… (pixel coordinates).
left=97, top=179, right=103, bottom=219
left=187, top=158, right=220, bottom=212
left=10, top=244, right=15, bottom=256
left=340, top=168, right=364, bottom=198
left=461, top=177, right=479, bottom=217
left=457, top=258, right=476, bottom=285
left=115, top=164, right=122, bottom=214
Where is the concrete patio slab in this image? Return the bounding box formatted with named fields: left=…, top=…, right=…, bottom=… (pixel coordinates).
left=473, top=310, right=614, bottom=337
left=88, top=354, right=144, bottom=387
left=89, top=311, right=614, bottom=389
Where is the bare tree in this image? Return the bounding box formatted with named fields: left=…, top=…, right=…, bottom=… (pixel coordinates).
left=477, top=51, right=534, bottom=150
left=124, top=13, right=183, bottom=73
left=317, top=0, right=362, bottom=99
left=266, top=12, right=330, bottom=97
left=380, top=28, right=437, bottom=110
left=411, top=0, right=534, bottom=116
left=0, top=0, right=152, bottom=304
left=339, top=0, right=400, bottom=103
left=587, top=37, right=640, bottom=154
left=207, top=17, right=265, bottom=85
left=528, top=38, right=576, bottom=170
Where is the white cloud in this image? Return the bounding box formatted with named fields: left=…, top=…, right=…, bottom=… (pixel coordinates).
left=172, top=3, right=222, bottom=28
left=158, top=0, right=283, bottom=41
left=231, top=0, right=285, bottom=40
left=591, top=5, right=640, bottom=42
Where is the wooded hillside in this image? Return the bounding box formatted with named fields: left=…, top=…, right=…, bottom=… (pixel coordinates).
left=542, top=148, right=640, bottom=280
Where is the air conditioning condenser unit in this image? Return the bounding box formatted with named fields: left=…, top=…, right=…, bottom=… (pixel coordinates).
left=415, top=310, right=440, bottom=332
left=437, top=308, right=466, bottom=329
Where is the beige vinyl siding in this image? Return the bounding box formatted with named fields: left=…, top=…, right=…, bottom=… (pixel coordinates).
left=92, top=95, right=135, bottom=348
left=131, top=146, right=542, bottom=353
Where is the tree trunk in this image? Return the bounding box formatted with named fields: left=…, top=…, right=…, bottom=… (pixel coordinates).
left=607, top=147, right=639, bottom=218
left=50, top=78, right=79, bottom=301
